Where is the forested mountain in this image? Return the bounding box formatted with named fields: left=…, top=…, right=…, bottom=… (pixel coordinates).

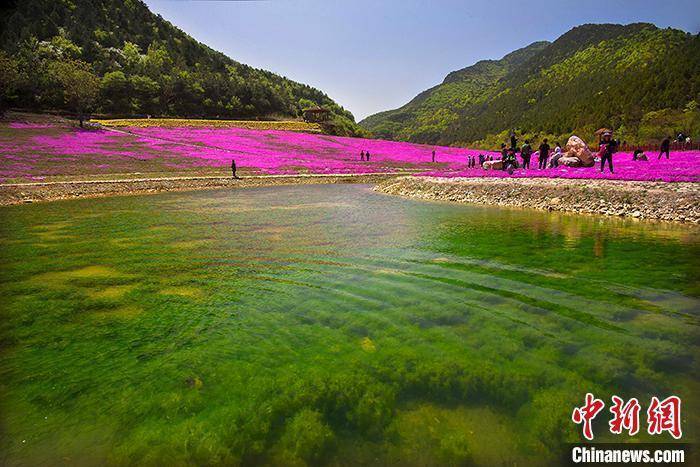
left=0, top=0, right=362, bottom=134
left=360, top=41, right=549, bottom=142
left=360, top=24, right=700, bottom=146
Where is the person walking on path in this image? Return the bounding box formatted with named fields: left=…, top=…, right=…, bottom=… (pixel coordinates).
left=599, top=131, right=617, bottom=173
left=520, top=140, right=532, bottom=169
left=659, top=136, right=671, bottom=159
left=538, top=139, right=550, bottom=169
left=231, top=159, right=240, bottom=179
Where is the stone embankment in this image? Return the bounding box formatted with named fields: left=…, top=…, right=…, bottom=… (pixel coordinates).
left=376, top=176, right=700, bottom=223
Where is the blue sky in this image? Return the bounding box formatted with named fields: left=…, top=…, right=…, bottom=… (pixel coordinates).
left=144, top=0, right=699, bottom=120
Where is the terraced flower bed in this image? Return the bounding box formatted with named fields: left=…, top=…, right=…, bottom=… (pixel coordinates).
left=92, top=118, right=323, bottom=132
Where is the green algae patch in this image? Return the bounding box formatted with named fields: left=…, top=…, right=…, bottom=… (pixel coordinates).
left=33, top=230, right=76, bottom=242
left=169, top=239, right=211, bottom=250
left=360, top=336, right=377, bottom=352
left=159, top=286, right=204, bottom=299
left=385, top=404, right=531, bottom=466
left=30, top=266, right=135, bottom=290
left=91, top=305, right=144, bottom=320
left=87, top=284, right=137, bottom=300
left=109, top=238, right=141, bottom=248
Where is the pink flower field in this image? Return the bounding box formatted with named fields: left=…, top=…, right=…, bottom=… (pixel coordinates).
left=1, top=122, right=699, bottom=183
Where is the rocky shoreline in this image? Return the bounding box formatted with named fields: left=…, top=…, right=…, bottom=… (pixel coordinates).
left=376, top=176, right=700, bottom=224
left=0, top=173, right=400, bottom=206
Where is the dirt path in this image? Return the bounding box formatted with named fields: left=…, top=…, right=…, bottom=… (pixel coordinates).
left=0, top=171, right=417, bottom=188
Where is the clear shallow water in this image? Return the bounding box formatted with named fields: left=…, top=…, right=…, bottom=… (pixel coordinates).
left=0, top=184, right=698, bottom=466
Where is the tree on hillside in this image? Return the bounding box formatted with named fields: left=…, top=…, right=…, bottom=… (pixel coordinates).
left=49, top=59, right=100, bottom=126
left=101, top=70, right=129, bottom=112
left=0, top=50, right=20, bottom=116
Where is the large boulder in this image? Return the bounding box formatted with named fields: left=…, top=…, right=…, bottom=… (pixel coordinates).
left=482, top=160, right=503, bottom=170
left=558, top=156, right=583, bottom=167
left=564, top=135, right=595, bottom=167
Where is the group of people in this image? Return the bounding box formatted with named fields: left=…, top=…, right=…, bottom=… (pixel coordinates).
left=360, top=150, right=371, bottom=161
left=627, top=135, right=679, bottom=163
left=491, top=135, right=567, bottom=173
left=487, top=129, right=683, bottom=175
left=676, top=132, right=693, bottom=148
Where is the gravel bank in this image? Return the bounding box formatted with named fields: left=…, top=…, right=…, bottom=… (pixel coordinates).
left=376, top=176, right=700, bottom=223
left=0, top=173, right=401, bottom=206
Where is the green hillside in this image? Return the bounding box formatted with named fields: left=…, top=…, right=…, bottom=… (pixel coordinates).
left=0, top=0, right=362, bottom=135
left=361, top=24, right=700, bottom=146
left=360, top=41, right=549, bottom=142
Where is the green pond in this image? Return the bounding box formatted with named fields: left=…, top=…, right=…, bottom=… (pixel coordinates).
left=0, top=184, right=698, bottom=466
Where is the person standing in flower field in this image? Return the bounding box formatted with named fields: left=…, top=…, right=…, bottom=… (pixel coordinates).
left=599, top=131, right=617, bottom=174
left=659, top=136, right=671, bottom=159
left=231, top=159, right=240, bottom=179
left=432, top=150, right=436, bottom=162
left=366, top=151, right=371, bottom=161
left=360, top=150, right=365, bottom=161
left=538, top=139, right=550, bottom=169
left=520, top=140, right=532, bottom=169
